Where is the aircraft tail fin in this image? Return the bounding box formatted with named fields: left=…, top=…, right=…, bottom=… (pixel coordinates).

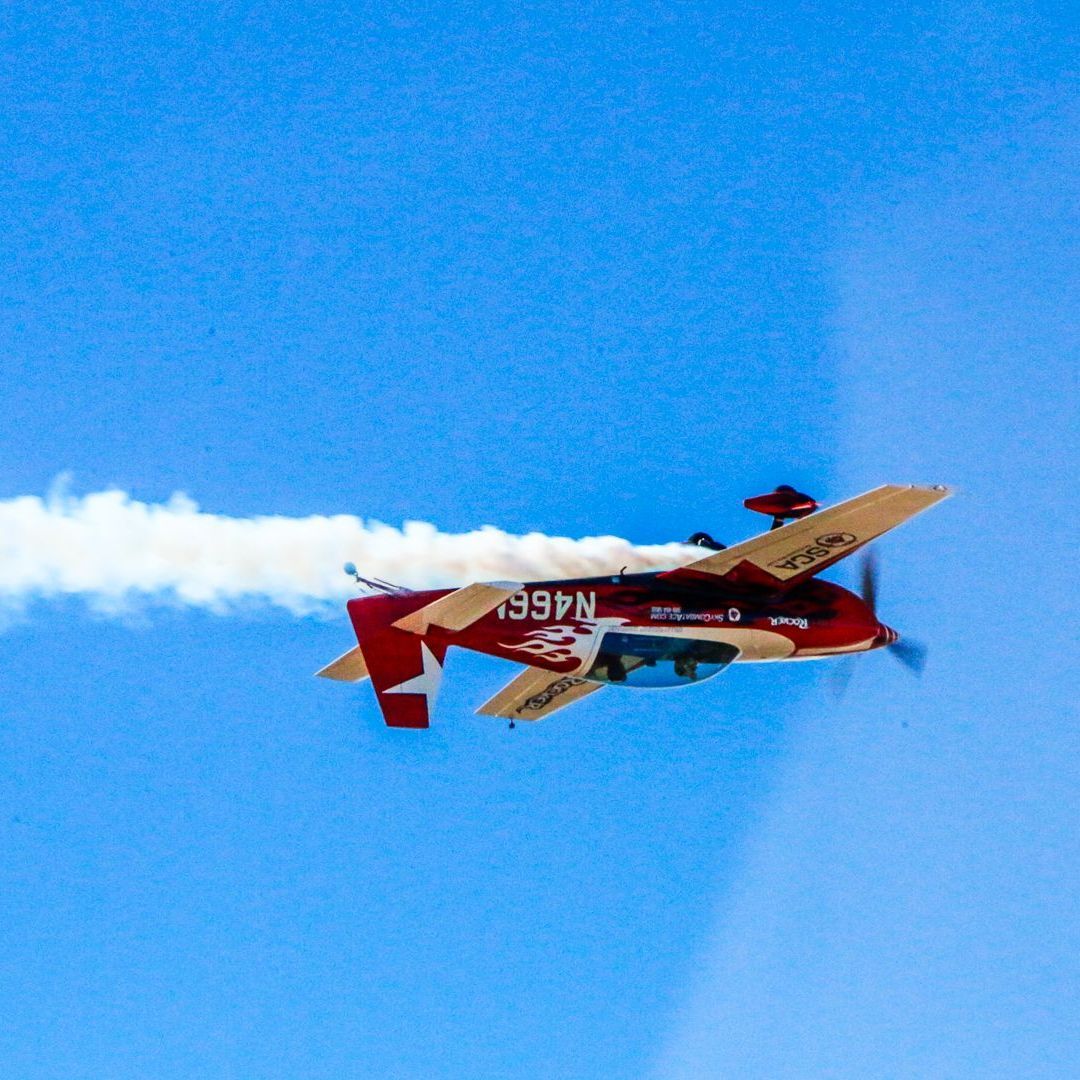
left=359, top=628, right=448, bottom=729
left=316, top=591, right=453, bottom=728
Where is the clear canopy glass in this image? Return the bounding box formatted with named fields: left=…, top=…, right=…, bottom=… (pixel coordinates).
left=584, top=632, right=740, bottom=688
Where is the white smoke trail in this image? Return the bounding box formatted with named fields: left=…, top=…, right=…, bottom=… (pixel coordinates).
left=0, top=485, right=700, bottom=617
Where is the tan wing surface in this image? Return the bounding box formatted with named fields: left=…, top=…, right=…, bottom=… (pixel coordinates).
left=315, top=645, right=370, bottom=682
left=394, top=581, right=522, bottom=635
left=664, top=484, right=951, bottom=590
left=477, top=665, right=602, bottom=721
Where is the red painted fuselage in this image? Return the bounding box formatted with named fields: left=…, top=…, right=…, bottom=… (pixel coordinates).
left=348, top=571, right=891, bottom=683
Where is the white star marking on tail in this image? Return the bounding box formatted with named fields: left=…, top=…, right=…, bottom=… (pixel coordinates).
left=383, top=643, right=443, bottom=710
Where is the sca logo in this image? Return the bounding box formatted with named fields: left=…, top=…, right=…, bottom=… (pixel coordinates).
left=816, top=532, right=857, bottom=548
left=769, top=531, right=859, bottom=573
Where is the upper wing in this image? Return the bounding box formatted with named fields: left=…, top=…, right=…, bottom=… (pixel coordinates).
left=662, top=484, right=951, bottom=591
left=476, top=665, right=602, bottom=721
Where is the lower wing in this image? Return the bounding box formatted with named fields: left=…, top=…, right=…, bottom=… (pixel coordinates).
left=477, top=665, right=602, bottom=721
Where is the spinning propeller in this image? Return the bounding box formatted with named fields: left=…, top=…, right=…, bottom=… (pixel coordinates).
left=860, top=549, right=927, bottom=674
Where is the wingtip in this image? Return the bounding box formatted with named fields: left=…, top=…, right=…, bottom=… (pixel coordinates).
left=899, top=483, right=954, bottom=500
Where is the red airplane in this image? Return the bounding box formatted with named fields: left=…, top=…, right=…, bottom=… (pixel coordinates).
left=317, top=484, right=951, bottom=728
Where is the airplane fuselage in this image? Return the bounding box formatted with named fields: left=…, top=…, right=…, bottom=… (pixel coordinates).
left=347, top=572, right=891, bottom=692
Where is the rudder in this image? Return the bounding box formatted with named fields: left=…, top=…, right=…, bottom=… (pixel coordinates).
left=360, top=627, right=448, bottom=729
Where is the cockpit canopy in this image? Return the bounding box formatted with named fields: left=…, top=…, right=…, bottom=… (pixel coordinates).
left=584, top=631, right=739, bottom=688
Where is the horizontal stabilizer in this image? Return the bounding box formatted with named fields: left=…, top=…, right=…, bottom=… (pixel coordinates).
left=394, top=581, right=522, bottom=635
left=315, top=645, right=370, bottom=682
left=663, top=484, right=951, bottom=590
left=477, top=665, right=602, bottom=721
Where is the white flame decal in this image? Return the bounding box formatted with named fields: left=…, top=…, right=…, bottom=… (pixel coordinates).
left=500, top=619, right=628, bottom=665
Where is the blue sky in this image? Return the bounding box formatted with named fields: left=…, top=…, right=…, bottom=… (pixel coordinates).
left=1, top=4, right=1076, bottom=1078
